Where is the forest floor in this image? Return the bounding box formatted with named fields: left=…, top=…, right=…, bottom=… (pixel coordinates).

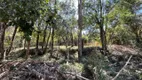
left=0, top=45, right=142, bottom=80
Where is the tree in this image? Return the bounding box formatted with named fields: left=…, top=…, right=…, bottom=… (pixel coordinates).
left=6, top=26, right=18, bottom=55
left=12, top=0, right=48, bottom=59
left=78, top=0, right=83, bottom=61
left=107, top=0, right=142, bottom=45
left=0, top=0, right=15, bottom=59
left=34, top=19, right=43, bottom=55
left=0, top=22, right=7, bottom=59
left=127, top=0, right=142, bottom=43
left=84, top=0, right=111, bottom=54
left=56, top=0, right=77, bottom=62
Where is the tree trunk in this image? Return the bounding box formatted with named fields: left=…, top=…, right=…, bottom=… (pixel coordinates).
left=66, top=37, right=70, bottom=64
left=35, top=32, right=40, bottom=55
left=65, top=36, right=68, bottom=60
left=99, top=0, right=107, bottom=54
left=71, top=32, right=74, bottom=47
left=50, top=27, right=54, bottom=57
left=65, top=27, right=70, bottom=62
left=100, top=25, right=107, bottom=54
left=0, top=22, right=6, bottom=59
left=43, top=28, right=51, bottom=54
left=82, top=39, right=84, bottom=49
left=19, top=37, right=23, bottom=47
left=49, top=0, right=56, bottom=58
left=104, top=31, right=107, bottom=51
left=78, top=0, right=83, bottom=61
left=36, top=32, right=40, bottom=51
left=42, top=26, right=48, bottom=50
left=6, top=26, right=18, bottom=55
left=23, top=39, right=26, bottom=50
left=26, top=40, right=30, bottom=59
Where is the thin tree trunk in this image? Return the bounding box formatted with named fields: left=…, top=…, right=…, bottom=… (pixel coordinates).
left=66, top=37, right=70, bottom=64
left=6, top=26, right=18, bottom=55
left=42, top=26, right=48, bottom=50
left=26, top=40, right=30, bottom=59
left=36, top=32, right=40, bottom=51
left=82, top=39, right=84, bottom=49
left=23, top=39, right=26, bottom=50
left=50, top=27, right=54, bottom=57
left=49, top=0, right=56, bottom=58
left=65, top=36, right=68, bottom=60
left=0, top=22, right=6, bottom=60
left=104, top=31, right=107, bottom=52
left=35, top=32, right=40, bottom=55
left=78, top=0, right=83, bottom=61
left=99, top=0, right=107, bottom=54
left=100, top=25, right=107, bottom=54
left=43, top=28, right=51, bottom=54
left=71, top=32, right=74, bottom=47
left=105, top=17, right=108, bottom=48
left=66, top=29, right=70, bottom=64
left=19, top=37, right=23, bottom=47
left=65, top=27, right=70, bottom=61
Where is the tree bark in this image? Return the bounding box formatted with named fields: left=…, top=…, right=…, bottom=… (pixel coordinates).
left=36, top=32, right=40, bottom=51
left=23, top=39, right=26, bottom=50
left=43, top=28, right=51, bottom=54
left=100, top=25, right=107, bottom=54
left=26, top=40, right=30, bottom=59
left=78, top=0, right=83, bottom=61
left=67, top=32, right=70, bottom=63
left=42, top=26, right=48, bottom=50
left=99, top=0, right=107, bottom=54
left=6, top=26, right=18, bottom=55
left=0, top=22, right=6, bottom=59
left=71, top=31, right=74, bottom=47
left=35, top=32, right=40, bottom=55
left=50, top=27, right=54, bottom=57
left=65, top=27, right=69, bottom=61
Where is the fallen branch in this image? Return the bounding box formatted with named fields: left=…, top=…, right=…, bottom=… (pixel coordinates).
left=25, top=65, right=45, bottom=78
left=0, top=70, right=9, bottom=79
left=64, top=72, right=90, bottom=80
left=26, top=65, right=57, bottom=79
left=112, top=55, right=133, bottom=80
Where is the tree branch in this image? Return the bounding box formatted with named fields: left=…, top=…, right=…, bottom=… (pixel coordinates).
left=64, top=72, right=90, bottom=80
left=0, top=70, right=9, bottom=79
left=112, top=55, right=133, bottom=80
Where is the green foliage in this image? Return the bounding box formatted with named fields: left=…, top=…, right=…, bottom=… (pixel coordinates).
left=0, top=0, right=49, bottom=41
left=17, top=19, right=33, bottom=41
left=107, top=25, right=135, bottom=45
left=59, top=63, right=83, bottom=73
left=106, top=0, right=142, bottom=46
left=82, top=53, right=109, bottom=80
left=107, top=0, right=137, bottom=24
left=0, top=0, right=13, bottom=22
left=140, top=74, right=142, bottom=80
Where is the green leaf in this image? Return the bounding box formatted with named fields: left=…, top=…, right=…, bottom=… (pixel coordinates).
left=46, top=0, right=49, bottom=3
